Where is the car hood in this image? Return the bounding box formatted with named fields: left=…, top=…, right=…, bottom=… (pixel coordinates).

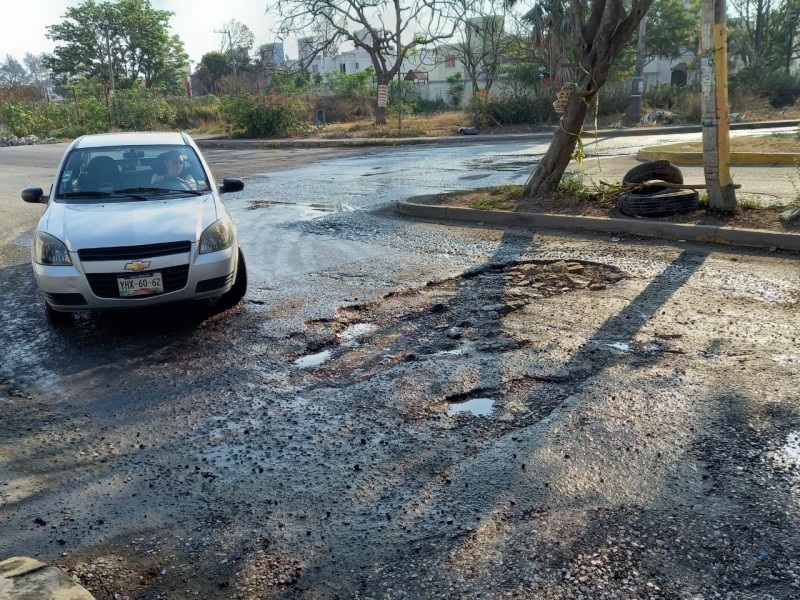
left=46, top=195, right=219, bottom=251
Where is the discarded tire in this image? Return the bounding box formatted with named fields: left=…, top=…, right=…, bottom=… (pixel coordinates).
left=618, top=189, right=699, bottom=218
left=622, top=160, right=684, bottom=186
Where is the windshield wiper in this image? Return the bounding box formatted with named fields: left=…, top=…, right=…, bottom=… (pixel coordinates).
left=116, top=187, right=205, bottom=197
left=58, top=191, right=113, bottom=199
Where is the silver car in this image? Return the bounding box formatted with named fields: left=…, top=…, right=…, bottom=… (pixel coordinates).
left=22, top=132, right=247, bottom=322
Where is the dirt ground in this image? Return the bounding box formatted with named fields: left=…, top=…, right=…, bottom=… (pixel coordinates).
left=409, top=187, right=799, bottom=232
left=2, top=137, right=799, bottom=600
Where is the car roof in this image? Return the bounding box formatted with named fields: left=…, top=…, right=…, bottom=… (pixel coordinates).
left=73, top=132, right=189, bottom=149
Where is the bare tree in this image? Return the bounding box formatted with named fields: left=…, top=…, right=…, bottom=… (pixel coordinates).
left=444, top=1, right=511, bottom=124
left=274, top=0, right=462, bottom=124
left=216, top=19, right=256, bottom=77
left=517, top=0, right=652, bottom=204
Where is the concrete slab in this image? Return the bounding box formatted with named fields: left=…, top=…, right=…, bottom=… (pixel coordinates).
left=0, top=557, right=95, bottom=600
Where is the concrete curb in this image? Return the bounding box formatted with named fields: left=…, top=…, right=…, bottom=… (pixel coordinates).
left=637, top=149, right=800, bottom=165
left=396, top=201, right=800, bottom=252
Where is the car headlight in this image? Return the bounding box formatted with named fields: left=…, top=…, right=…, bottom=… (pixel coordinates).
left=33, top=232, right=72, bottom=265
left=199, top=218, right=235, bottom=255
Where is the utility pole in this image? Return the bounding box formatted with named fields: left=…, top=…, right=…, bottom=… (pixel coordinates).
left=626, top=16, right=647, bottom=124
left=102, top=19, right=114, bottom=96
left=701, top=0, right=736, bottom=211
left=215, top=29, right=237, bottom=77
left=787, top=12, right=799, bottom=73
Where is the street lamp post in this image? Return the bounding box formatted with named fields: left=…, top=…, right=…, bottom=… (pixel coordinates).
left=102, top=19, right=114, bottom=95
left=787, top=12, right=799, bottom=74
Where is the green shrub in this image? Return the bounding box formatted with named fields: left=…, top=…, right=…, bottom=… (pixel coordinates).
left=112, top=95, right=177, bottom=131
left=413, top=97, right=448, bottom=115
left=219, top=92, right=309, bottom=137
left=595, top=80, right=631, bottom=116
left=645, top=84, right=690, bottom=110
left=482, top=94, right=556, bottom=125
left=731, top=70, right=800, bottom=108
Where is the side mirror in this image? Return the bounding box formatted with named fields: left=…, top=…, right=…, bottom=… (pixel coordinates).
left=219, top=178, right=244, bottom=194
left=21, top=187, right=46, bottom=204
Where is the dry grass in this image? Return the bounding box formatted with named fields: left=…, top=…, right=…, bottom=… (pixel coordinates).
left=410, top=182, right=798, bottom=233
left=654, top=134, right=800, bottom=154
left=309, top=112, right=470, bottom=138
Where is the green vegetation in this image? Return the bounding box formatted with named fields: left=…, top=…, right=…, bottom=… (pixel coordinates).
left=219, top=93, right=309, bottom=138
left=2, top=0, right=800, bottom=141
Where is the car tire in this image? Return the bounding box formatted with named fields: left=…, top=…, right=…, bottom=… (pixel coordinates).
left=219, top=247, right=247, bottom=309
left=618, top=189, right=700, bottom=218
left=622, top=160, right=684, bottom=186
left=45, top=301, right=73, bottom=325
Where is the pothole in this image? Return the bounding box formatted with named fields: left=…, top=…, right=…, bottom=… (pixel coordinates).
left=447, top=396, right=495, bottom=417
left=294, top=350, right=332, bottom=368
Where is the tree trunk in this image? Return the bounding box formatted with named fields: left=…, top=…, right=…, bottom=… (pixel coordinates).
left=518, top=0, right=652, bottom=205
left=519, top=79, right=593, bottom=207
left=375, top=75, right=390, bottom=125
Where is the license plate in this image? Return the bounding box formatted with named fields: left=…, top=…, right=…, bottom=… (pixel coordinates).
left=117, top=272, right=163, bottom=297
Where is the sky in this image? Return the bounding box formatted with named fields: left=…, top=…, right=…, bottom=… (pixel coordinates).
left=1, top=0, right=292, bottom=67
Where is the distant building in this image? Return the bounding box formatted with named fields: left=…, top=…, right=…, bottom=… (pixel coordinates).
left=259, top=43, right=285, bottom=69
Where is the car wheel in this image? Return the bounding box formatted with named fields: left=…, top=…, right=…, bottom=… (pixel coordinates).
left=219, top=247, right=247, bottom=309
left=622, top=160, right=684, bottom=186
left=618, top=189, right=700, bottom=218
left=45, top=301, right=73, bottom=325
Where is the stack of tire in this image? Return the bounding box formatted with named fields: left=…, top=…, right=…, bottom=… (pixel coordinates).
left=618, top=160, right=699, bottom=218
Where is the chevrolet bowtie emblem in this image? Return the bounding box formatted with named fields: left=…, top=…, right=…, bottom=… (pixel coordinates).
left=124, top=260, right=151, bottom=271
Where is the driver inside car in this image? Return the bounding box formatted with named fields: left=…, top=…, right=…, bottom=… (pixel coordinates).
left=151, top=150, right=197, bottom=190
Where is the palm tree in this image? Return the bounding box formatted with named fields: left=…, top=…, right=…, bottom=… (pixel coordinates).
left=521, top=0, right=576, bottom=85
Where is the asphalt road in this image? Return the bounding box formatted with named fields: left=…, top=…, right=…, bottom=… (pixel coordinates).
left=1, top=139, right=799, bottom=600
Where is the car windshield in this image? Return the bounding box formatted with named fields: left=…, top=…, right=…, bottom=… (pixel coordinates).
left=54, top=144, right=211, bottom=202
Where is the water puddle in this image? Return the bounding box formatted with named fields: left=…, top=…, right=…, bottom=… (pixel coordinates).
left=447, top=397, right=495, bottom=417
left=247, top=199, right=354, bottom=213
left=605, top=341, right=661, bottom=353
left=606, top=342, right=631, bottom=351
left=338, top=323, right=377, bottom=342
left=294, top=350, right=332, bottom=368
left=773, top=354, right=800, bottom=365
left=782, top=432, right=800, bottom=464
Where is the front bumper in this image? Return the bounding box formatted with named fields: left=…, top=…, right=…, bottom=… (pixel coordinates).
left=34, top=242, right=238, bottom=311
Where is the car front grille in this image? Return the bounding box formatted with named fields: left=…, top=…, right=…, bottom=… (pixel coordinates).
left=78, top=241, right=192, bottom=262
left=86, top=265, right=190, bottom=298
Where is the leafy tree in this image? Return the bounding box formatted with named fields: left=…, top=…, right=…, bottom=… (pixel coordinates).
left=324, top=67, right=376, bottom=98
left=0, top=53, right=51, bottom=103
left=637, top=0, right=699, bottom=64
left=522, top=0, right=575, bottom=85
left=446, top=71, right=465, bottom=107
left=727, top=0, right=800, bottom=70
left=274, top=0, right=462, bottom=124
left=44, top=0, right=188, bottom=92
left=269, top=67, right=314, bottom=94
left=23, top=54, right=52, bottom=93
left=510, top=0, right=652, bottom=201
left=0, top=56, right=28, bottom=86
left=196, top=51, right=232, bottom=94
left=217, top=20, right=256, bottom=77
